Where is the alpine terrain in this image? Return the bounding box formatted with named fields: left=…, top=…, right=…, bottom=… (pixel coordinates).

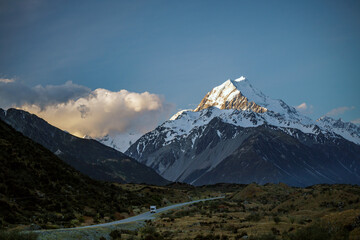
left=126, top=77, right=360, bottom=186
left=0, top=118, right=153, bottom=226
left=0, top=108, right=169, bottom=185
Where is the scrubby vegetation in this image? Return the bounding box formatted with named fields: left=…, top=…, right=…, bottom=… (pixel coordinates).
left=0, top=119, right=147, bottom=228
left=144, top=183, right=360, bottom=240
left=0, top=230, right=38, bottom=240
left=0, top=120, right=213, bottom=230
left=83, top=183, right=360, bottom=240
left=1, top=119, right=360, bottom=240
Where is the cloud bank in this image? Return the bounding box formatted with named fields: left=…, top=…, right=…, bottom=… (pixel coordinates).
left=326, top=106, right=355, bottom=117
left=0, top=78, right=15, bottom=83
left=0, top=80, right=91, bottom=109
left=295, top=102, right=307, bottom=110
left=295, top=102, right=314, bottom=114
left=351, top=118, right=360, bottom=125
left=0, top=80, right=173, bottom=138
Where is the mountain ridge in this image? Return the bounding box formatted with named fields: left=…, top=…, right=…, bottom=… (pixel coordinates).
left=100, top=77, right=358, bottom=151
left=0, top=108, right=169, bottom=185
left=126, top=77, right=360, bottom=186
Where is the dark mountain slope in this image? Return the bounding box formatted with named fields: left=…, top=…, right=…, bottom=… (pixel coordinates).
left=0, top=108, right=169, bottom=185
left=0, top=119, right=155, bottom=227
left=193, top=125, right=360, bottom=186
left=127, top=113, right=360, bottom=186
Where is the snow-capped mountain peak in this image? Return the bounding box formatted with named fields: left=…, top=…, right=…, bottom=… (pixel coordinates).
left=194, top=76, right=299, bottom=118
left=163, top=77, right=358, bottom=148
left=125, top=76, right=360, bottom=186
left=194, top=77, right=267, bottom=113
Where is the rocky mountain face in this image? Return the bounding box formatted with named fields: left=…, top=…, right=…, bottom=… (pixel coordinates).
left=126, top=77, right=360, bottom=186
left=194, top=78, right=267, bottom=113
left=317, top=116, right=360, bottom=145
left=0, top=108, right=169, bottom=185
left=96, top=132, right=142, bottom=153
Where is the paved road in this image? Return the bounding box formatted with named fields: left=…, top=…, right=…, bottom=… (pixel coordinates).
left=71, top=196, right=224, bottom=230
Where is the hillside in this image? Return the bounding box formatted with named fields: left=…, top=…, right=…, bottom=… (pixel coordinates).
left=0, top=119, right=171, bottom=228
left=145, top=184, right=360, bottom=240
left=0, top=108, right=169, bottom=185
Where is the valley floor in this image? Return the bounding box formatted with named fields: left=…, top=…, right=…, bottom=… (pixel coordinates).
left=2, top=183, right=360, bottom=240
left=147, top=183, right=360, bottom=240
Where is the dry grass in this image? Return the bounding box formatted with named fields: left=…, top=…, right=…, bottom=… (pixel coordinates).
left=145, top=184, right=360, bottom=240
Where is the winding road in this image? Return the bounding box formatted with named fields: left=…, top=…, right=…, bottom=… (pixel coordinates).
left=71, top=196, right=224, bottom=230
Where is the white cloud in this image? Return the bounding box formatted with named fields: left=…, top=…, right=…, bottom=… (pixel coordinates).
left=351, top=118, right=360, bottom=125
left=20, top=88, right=173, bottom=138
left=0, top=78, right=15, bottom=83
left=295, top=102, right=313, bottom=114
left=326, top=106, right=355, bottom=117
left=1, top=80, right=174, bottom=138
left=296, top=102, right=308, bottom=110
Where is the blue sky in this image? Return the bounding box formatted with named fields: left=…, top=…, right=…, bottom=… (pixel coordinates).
left=0, top=0, right=359, bottom=123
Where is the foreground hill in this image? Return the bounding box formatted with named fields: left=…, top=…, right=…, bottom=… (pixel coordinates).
left=126, top=77, right=360, bottom=186
left=1, top=119, right=201, bottom=229
left=0, top=108, right=169, bottom=185
left=0, top=119, right=146, bottom=227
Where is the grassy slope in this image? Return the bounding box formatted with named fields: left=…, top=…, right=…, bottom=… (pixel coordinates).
left=148, top=184, right=360, bottom=240
left=30, top=183, right=360, bottom=240
left=0, top=119, right=173, bottom=229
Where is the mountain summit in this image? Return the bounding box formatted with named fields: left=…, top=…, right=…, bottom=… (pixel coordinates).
left=195, top=77, right=267, bottom=113
left=126, top=76, right=360, bottom=186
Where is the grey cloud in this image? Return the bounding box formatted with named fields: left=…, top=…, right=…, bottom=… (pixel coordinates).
left=326, top=106, right=355, bottom=117
left=3, top=81, right=175, bottom=138
left=0, top=80, right=91, bottom=109
left=77, top=104, right=90, bottom=119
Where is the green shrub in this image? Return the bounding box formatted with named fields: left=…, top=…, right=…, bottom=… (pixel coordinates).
left=221, top=235, right=229, bottom=240
left=109, top=229, right=121, bottom=239
left=248, top=233, right=276, bottom=240
left=69, top=219, right=79, bottom=226
left=43, top=224, right=60, bottom=229
left=245, top=213, right=262, bottom=222
left=271, top=227, right=280, bottom=235
left=140, top=225, right=156, bottom=235
left=0, top=230, right=38, bottom=240
left=235, top=231, right=247, bottom=240
left=273, top=216, right=280, bottom=224
left=143, top=234, right=164, bottom=240
left=194, top=233, right=220, bottom=240
left=283, top=223, right=349, bottom=240
left=109, top=228, right=137, bottom=239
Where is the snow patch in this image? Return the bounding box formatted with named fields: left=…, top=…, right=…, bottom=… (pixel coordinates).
left=234, top=76, right=246, bottom=82
left=97, top=132, right=142, bottom=152
left=54, top=149, right=63, bottom=155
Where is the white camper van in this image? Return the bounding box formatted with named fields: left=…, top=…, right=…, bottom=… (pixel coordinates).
left=150, top=206, right=156, bottom=213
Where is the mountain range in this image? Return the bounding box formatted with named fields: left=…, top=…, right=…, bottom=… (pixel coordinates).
left=125, top=77, right=360, bottom=186
left=0, top=108, right=168, bottom=185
